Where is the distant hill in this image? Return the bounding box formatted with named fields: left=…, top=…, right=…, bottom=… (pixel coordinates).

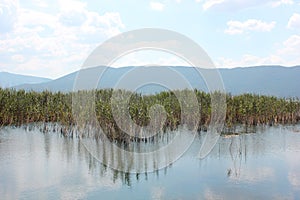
left=0, top=72, right=51, bottom=88
left=14, top=66, right=300, bottom=97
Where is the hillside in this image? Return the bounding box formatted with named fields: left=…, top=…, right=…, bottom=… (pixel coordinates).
left=13, top=66, right=300, bottom=97
left=0, top=72, right=51, bottom=88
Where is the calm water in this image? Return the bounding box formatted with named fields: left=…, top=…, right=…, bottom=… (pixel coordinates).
left=0, top=126, right=300, bottom=199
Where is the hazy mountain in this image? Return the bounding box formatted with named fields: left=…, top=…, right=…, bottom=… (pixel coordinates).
left=0, top=72, right=51, bottom=88
left=14, top=66, right=300, bottom=97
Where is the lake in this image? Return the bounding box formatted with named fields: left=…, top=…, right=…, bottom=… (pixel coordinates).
left=0, top=125, right=300, bottom=199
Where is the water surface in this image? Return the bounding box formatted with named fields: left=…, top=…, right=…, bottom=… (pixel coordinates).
left=0, top=126, right=300, bottom=199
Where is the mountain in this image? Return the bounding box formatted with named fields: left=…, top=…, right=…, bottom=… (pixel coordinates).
left=0, top=72, right=51, bottom=88
left=14, top=66, right=300, bottom=97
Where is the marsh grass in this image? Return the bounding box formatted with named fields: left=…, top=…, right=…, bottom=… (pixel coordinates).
left=0, top=88, right=299, bottom=141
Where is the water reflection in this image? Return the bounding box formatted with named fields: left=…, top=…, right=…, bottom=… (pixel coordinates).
left=0, top=128, right=122, bottom=200
left=81, top=128, right=194, bottom=174
left=0, top=125, right=300, bottom=199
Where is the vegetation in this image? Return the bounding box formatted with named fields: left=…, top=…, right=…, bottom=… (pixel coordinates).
left=0, top=88, right=300, bottom=141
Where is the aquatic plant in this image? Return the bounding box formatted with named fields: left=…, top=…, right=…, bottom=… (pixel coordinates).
left=0, top=88, right=300, bottom=140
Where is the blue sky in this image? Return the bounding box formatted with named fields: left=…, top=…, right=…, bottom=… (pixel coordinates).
left=0, top=0, right=300, bottom=78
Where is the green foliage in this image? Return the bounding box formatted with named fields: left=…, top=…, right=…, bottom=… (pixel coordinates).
left=0, top=88, right=299, bottom=140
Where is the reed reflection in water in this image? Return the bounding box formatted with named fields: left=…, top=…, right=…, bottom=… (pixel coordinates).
left=0, top=125, right=300, bottom=199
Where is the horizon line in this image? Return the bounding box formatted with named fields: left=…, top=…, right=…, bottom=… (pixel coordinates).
left=1, top=64, right=299, bottom=80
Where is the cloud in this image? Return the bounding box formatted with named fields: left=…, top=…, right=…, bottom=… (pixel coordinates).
left=0, top=0, right=125, bottom=78
left=59, top=11, right=86, bottom=27
left=110, top=50, right=189, bottom=68
left=17, top=8, right=57, bottom=29
left=225, top=19, right=276, bottom=35
left=278, top=34, right=300, bottom=56
left=11, top=54, right=25, bottom=63
left=217, top=34, right=300, bottom=68
left=270, top=0, right=294, bottom=7
left=287, top=13, right=300, bottom=30
left=0, top=0, right=18, bottom=33
left=197, top=0, right=264, bottom=11
left=150, top=1, right=165, bottom=11
left=197, top=0, right=294, bottom=11
left=201, top=0, right=226, bottom=11
left=216, top=54, right=284, bottom=68
left=57, top=0, right=87, bottom=12
left=31, top=0, right=48, bottom=8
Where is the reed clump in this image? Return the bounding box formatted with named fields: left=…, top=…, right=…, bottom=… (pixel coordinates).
left=0, top=88, right=299, bottom=141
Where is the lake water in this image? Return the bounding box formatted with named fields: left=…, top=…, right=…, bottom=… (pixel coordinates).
left=0, top=126, right=300, bottom=199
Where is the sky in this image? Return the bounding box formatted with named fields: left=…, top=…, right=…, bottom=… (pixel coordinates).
left=0, top=0, right=300, bottom=79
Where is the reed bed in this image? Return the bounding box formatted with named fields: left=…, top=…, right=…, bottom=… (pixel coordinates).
left=0, top=88, right=299, bottom=141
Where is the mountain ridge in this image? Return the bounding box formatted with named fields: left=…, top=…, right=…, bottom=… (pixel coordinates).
left=0, top=71, right=52, bottom=88
left=8, top=65, right=300, bottom=97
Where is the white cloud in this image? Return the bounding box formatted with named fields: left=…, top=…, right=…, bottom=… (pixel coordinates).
left=0, top=0, right=125, bottom=78
left=110, top=50, right=189, bottom=68
left=0, top=0, right=18, bottom=33
left=270, top=0, right=294, bottom=7
left=217, top=34, right=300, bottom=68
left=287, top=13, right=300, bottom=30
left=57, top=0, right=87, bottom=12
left=197, top=0, right=294, bottom=11
left=217, top=54, right=285, bottom=68
left=196, top=0, right=264, bottom=11
left=31, top=0, right=48, bottom=8
left=11, top=54, right=25, bottom=63
left=279, top=34, right=300, bottom=56
left=202, top=0, right=226, bottom=11
left=225, top=19, right=276, bottom=35
left=150, top=1, right=165, bottom=11
left=59, top=11, right=86, bottom=27
left=17, top=8, right=57, bottom=29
